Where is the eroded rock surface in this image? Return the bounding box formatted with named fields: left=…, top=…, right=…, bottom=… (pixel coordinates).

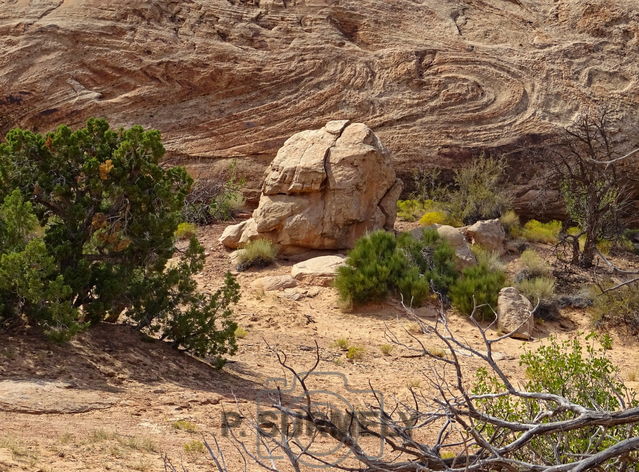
left=497, top=287, right=535, bottom=340
left=2, top=0, right=639, bottom=216
left=291, top=255, right=346, bottom=286
left=221, top=121, right=401, bottom=251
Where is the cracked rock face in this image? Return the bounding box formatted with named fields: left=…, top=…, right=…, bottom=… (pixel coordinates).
left=220, top=120, right=401, bottom=252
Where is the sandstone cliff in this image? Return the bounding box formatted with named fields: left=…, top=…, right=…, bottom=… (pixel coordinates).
left=1, top=0, right=638, bottom=214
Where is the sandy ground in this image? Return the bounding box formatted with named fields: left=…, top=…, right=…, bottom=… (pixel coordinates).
left=1, top=223, right=638, bottom=472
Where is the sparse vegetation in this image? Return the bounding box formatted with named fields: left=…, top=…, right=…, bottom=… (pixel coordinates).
left=183, top=440, right=206, bottom=455
left=346, top=345, right=365, bottom=360
left=234, top=326, right=248, bottom=339
left=333, top=337, right=350, bottom=350
left=471, top=246, right=506, bottom=273
left=591, top=281, right=639, bottom=332
left=172, top=420, right=198, bottom=433
left=380, top=344, right=394, bottom=356
left=236, top=239, right=278, bottom=271
left=519, top=248, right=552, bottom=278
left=182, top=161, right=245, bottom=225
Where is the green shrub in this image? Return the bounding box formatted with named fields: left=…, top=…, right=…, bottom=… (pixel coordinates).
left=0, top=119, right=239, bottom=363
left=0, top=191, right=82, bottom=341
left=519, top=249, right=551, bottom=278
left=335, top=231, right=429, bottom=306
left=591, top=281, right=639, bottom=332
left=499, top=210, right=521, bottom=237
left=380, top=344, right=394, bottom=356
left=175, top=222, right=197, bottom=240
left=397, top=229, right=458, bottom=297
left=447, top=156, right=511, bottom=225
left=516, top=276, right=555, bottom=304
left=450, top=263, right=506, bottom=319
left=521, top=219, right=562, bottom=244
left=333, top=338, right=350, bottom=350
left=473, top=334, right=638, bottom=468
left=471, top=246, right=505, bottom=273
left=236, top=239, right=278, bottom=271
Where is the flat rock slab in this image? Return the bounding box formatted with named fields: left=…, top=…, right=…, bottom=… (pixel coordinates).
left=0, top=380, right=116, bottom=414
left=291, top=255, right=346, bottom=286
left=251, top=275, right=297, bottom=292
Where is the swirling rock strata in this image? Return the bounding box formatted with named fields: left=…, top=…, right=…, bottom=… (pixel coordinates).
left=220, top=120, right=401, bottom=251
left=1, top=0, right=638, bottom=215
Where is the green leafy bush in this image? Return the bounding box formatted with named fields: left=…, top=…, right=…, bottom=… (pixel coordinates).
left=175, top=222, right=197, bottom=240
left=335, top=231, right=429, bottom=307
left=473, top=334, right=639, bottom=469
left=521, top=219, right=562, bottom=244
left=450, top=263, right=506, bottom=319
left=0, top=119, right=239, bottom=363
left=471, top=246, right=505, bottom=273
left=236, top=239, right=278, bottom=271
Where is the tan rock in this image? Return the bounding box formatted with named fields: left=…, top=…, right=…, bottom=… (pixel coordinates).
left=251, top=275, right=297, bottom=292
left=497, top=287, right=534, bottom=340
left=412, top=225, right=476, bottom=270
left=291, top=255, right=345, bottom=286
left=219, top=220, right=249, bottom=249
left=465, top=219, right=506, bottom=254
left=222, top=121, right=401, bottom=252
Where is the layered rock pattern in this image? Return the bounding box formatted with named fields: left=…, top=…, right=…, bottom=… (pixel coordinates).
left=221, top=121, right=401, bottom=251
left=1, top=0, right=639, bottom=214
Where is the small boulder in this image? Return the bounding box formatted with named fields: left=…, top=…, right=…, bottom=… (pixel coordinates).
left=412, top=225, right=476, bottom=269
left=219, top=220, right=249, bottom=249
left=250, top=275, right=297, bottom=292
left=497, top=287, right=534, bottom=340
left=291, top=255, right=345, bottom=286
left=465, top=219, right=506, bottom=254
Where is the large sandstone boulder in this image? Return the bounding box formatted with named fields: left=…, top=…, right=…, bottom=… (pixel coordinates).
left=221, top=121, right=402, bottom=252
left=412, top=225, right=476, bottom=270
left=464, top=219, right=506, bottom=254
left=291, top=255, right=346, bottom=286
left=497, top=287, right=534, bottom=340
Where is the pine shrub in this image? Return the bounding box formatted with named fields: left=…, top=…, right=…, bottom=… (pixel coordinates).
left=450, top=263, right=506, bottom=319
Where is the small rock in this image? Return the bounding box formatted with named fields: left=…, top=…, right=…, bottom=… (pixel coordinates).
left=291, top=255, right=346, bottom=286
left=250, top=275, right=297, bottom=292
left=497, top=287, right=534, bottom=340
left=465, top=219, right=506, bottom=254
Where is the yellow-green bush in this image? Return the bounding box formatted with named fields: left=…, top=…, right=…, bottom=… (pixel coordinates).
left=500, top=210, right=521, bottom=237
left=236, top=239, right=278, bottom=271
left=175, top=222, right=197, bottom=240
left=418, top=210, right=450, bottom=227
left=397, top=199, right=445, bottom=222
left=521, top=220, right=562, bottom=244
left=516, top=277, right=555, bottom=304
